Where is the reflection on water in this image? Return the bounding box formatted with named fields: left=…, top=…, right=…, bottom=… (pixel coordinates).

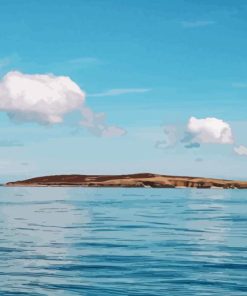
left=0, top=187, right=246, bottom=295
left=187, top=190, right=229, bottom=244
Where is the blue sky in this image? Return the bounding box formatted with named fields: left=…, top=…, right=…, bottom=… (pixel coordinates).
left=0, top=0, right=247, bottom=182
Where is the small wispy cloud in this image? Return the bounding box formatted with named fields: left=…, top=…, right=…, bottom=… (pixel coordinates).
left=155, top=126, right=179, bottom=150
left=67, top=57, right=100, bottom=66
left=80, top=107, right=126, bottom=137
left=88, top=88, right=151, bottom=97
left=234, top=145, right=247, bottom=156
left=50, top=56, right=100, bottom=73
left=195, top=157, right=203, bottom=162
left=0, top=140, right=23, bottom=147
left=181, top=20, right=215, bottom=28
left=184, top=142, right=200, bottom=149
left=0, top=54, right=19, bottom=70
left=232, top=82, right=247, bottom=88
left=0, top=57, right=11, bottom=68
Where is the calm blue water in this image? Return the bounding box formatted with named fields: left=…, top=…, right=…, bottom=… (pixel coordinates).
left=0, top=187, right=246, bottom=296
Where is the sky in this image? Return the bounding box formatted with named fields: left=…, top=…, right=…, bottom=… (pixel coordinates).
left=0, top=0, right=247, bottom=182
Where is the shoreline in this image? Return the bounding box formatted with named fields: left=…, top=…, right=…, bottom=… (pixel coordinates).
left=4, top=185, right=241, bottom=189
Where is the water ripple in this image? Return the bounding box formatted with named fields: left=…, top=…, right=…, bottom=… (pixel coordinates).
left=0, top=187, right=246, bottom=295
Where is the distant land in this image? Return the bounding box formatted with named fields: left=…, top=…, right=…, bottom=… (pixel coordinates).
left=5, top=173, right=247, bottom=189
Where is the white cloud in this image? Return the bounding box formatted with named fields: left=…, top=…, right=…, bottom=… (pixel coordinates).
left=181, top=20, right=215, bottom=28
left=80, top=107, right=126, bottom=137
left=0, top=71, right=126, bottom=137
left=157, top=117, right=235, bottom=150
left=234, top=145, right=247, bottom=156
left=187, top=117, right=233, bottom=144
left=88, top=88, right=151, bottom=97
left=0, top=71, right=85, bottom=124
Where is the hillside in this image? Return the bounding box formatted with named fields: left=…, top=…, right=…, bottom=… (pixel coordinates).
left=6, top=173, right=247, bottom=189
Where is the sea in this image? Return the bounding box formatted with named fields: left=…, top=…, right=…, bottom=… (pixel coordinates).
left=0, top=187, right=246, bottom=296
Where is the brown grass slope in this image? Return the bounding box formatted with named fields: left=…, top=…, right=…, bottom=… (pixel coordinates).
left=5, top=173, right=247, bottom=189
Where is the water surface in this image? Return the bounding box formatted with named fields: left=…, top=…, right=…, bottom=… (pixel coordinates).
left=0, top=187, right=246, bottom=295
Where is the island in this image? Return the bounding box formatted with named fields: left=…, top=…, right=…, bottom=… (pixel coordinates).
left=5, top=173, right=247, bottom=189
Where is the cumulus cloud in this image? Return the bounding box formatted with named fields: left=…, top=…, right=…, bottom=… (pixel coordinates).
left=156, top=116, right=247, bottom=161
left=0, top=71, right=85, bottom=124
left=0, top=71, right=126, bottom=138
left=234, top=145, right=247, bottom=156
left=187, top=117, right=233, bottom=144
left=156, top=116, right=236, bottom=151
left=80, top=107, right=126, bottom=137
left=88, top=88, right=151, bottom=97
